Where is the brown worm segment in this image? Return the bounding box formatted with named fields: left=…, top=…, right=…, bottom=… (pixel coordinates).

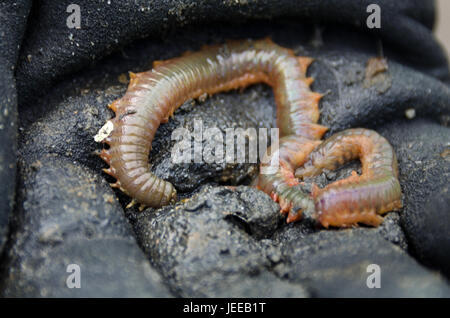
left=96, top=38, right=327, bottom=210
left=295, top=128, right=403, bottom=228
left=255, top=135, right=322, bottom=223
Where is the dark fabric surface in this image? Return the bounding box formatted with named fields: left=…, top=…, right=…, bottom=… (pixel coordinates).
left=15, top=0, right=449, bottom=107
left=0, top=0, right=449, bottom=297
left=0, top=0, right=32, bottom=252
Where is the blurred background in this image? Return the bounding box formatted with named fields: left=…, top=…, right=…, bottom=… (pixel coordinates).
left=436, top=0, right=450, bottom=59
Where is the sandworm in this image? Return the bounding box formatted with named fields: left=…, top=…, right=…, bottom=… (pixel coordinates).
left=96, top=38, right=326, bottom=211
left=295, top=128, right=403, bottom=227
left=95, top=38, right=402, bottom=227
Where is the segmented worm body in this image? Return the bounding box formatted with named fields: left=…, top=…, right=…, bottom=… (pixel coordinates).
left=98, top=38, right=326, bottom=211
left=295, top=129, right=403, bottom=227
left=256, top=136, right=321, bottom=223
left=96, top=38, right=402, bottom=227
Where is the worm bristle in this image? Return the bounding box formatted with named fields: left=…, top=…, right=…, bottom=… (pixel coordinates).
left=99, top=149, right=111, bottom=162
left=102, top=168, right=115, bottom=177
left=152, top=60, right=170, bottom=68
left=108, top=101, right=118, bottom=112
left=304, top=77, right=315, bottom=86
left=110, top=182, right=120, bottom=188
left=297, top=56, right=314, bottom=74
left=310, top=92, right=323, bottom=104
left=296, top=123, right=328, bottom=140
left=286, top=208, right=303, bottom=223
left=128, top=71, right=137, bottom=79
left=126, top=199, right=137, bottom=209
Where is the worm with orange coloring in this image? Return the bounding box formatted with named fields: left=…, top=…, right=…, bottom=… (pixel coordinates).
left=256, top=135, right=321, bottom=223
left=95, top=38, right=402, bottom=227
left=295, top=128, right=403, bottom=227
left=96, top=38, right=326, bottom=213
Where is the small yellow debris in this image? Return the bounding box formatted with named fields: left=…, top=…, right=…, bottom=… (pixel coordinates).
left=405, top=108, right=416, bottom=119
left=94, top=120, right=114, bottom=142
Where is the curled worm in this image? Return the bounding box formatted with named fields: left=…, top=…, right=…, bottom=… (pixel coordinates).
left=96, top=38, right=402, bottom=227
left=96, top=38, right=326, bottom=210
left=295, top=128, right=403, bottom=227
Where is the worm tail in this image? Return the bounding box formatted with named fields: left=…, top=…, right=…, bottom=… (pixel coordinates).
left=295, top=128, right=403, bottom=227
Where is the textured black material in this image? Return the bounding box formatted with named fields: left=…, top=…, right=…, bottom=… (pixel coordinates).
left=15, top=0, right=449, bottom=107
left=0, top=0, right=449, bottom=297
left=0, top=0, right=32, bottom=252
left=0, top=158, right=171, bottom=297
